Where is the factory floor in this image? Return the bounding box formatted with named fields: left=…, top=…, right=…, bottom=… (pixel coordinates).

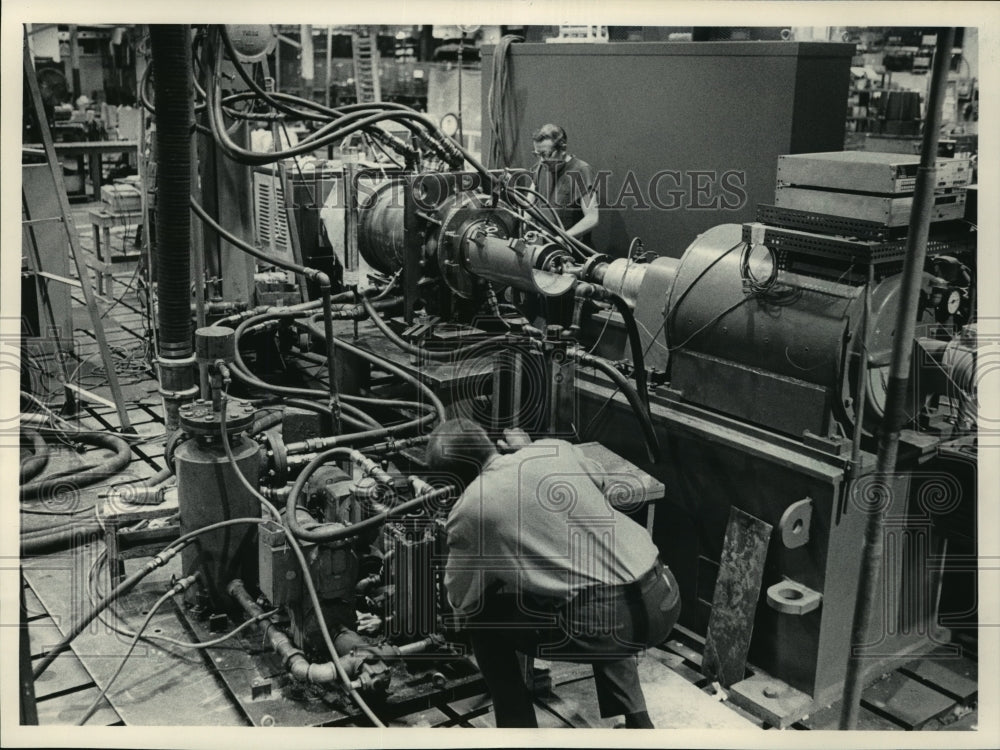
left=16, top=201, right=980, bottom=731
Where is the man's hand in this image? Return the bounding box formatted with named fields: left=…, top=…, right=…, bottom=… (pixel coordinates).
left=356, top=611, right=383, bottom=635
left=497, top=428, right=532, bottom=453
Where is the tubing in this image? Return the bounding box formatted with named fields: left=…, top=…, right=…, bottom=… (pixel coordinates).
left=216, top=410, right=385, bottom=727
left=19, top=429, right=49, bottom=484
left=19, top=432, right=132, bottom=501
left=20, top=521, right=104, bottom=556
left=283, top=415, right=438, bottom=457
left=76, top=574, right=199, bottom=726
left=606, top=293, right=650, bottom=410
left=231, top=312, right=441, bottom=438
left=570, top=348, right=661, bottom=463
left=31, top=516, right=271, bottom=680
left=191, top=198, right=315, bottom=278
left=206, top=28, right=480, bottom=178
left=190, top=197, right=340, bottom=414
left=32, top=543, right=186, bottom=679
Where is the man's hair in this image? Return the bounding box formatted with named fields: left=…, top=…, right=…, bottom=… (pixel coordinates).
left=532, top=123, right=567, bottom=149
left=425, top=418, right=497, bottom=488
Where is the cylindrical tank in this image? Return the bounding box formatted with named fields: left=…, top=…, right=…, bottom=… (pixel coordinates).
left=646, top=223, right=904, bottom=435
left=356, top=179, right=406, bottom=274
left=175, top=434, right=261, bottom=613
left=463, top=234, right=575, bottom=297
left=667, top=224, right=860, bottom=390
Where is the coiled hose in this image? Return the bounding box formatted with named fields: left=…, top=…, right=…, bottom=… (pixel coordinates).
left=20, top=429, right=49, bottom=484
left=20, top=432, right=133, bottom=501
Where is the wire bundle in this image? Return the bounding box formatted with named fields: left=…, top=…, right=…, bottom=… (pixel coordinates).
left=487, top=34, right=523, bottom=169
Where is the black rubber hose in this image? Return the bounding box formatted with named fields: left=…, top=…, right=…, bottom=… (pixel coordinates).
left=20, top=429, right=49, bottom=484
left=150, top=25, right=194, bottom=354
left=606, top=293, right=650, bottom=410
left=19, top=432, right=133, bottom=501
left=284, top=397, right=380, bottom=432
left=191, top=197, right=315, bottom=278
left=21, top=521, right=104, bottom=556
left=571, top=349, right=661, bottom=464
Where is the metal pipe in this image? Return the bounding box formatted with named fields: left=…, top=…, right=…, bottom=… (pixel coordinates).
left=228, top=578, right=339, bottom=684
left=848, top=263, right=875, bottom=482
left=839, top=27, right=955, bottom=730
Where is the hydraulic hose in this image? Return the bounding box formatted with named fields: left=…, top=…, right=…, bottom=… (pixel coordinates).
left=283, top=415, right=438, bottom=457
left=23, top=409, right=283, bottom=557
left=190, top=197, right=339, bottom=413
left=20, top=429, right=49, bottom=484
left=216, top=406, right=385, bottom=727
left=232, top=312, right=440, bottom=432
left=570, top=348, right=661, bottom=463
left=20, top=521, right=104, bottom=556
left=19, top=432, right=133, bottom=501
left=606, top=293, right=650, bottom=410
left=207, top=27, right=485, bottom=180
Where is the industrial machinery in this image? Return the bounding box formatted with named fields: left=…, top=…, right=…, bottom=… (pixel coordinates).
left=49, top=24, right=977, bottom=728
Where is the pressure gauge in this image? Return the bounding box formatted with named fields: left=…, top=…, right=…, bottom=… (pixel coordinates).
left=225, top=25, right=277, bottom=62
left=439, top=113, right=460, bottom=137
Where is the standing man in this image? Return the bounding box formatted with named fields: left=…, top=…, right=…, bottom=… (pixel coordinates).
left=426, top=418, right=680, bottom=728
left=531, top=123, right=600, bottom=244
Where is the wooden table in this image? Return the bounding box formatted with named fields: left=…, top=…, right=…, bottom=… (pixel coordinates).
left=26, top=140, right=138, bottom=203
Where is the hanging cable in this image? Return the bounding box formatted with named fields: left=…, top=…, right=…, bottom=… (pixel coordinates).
left=569, top=348, right=660, bottom=463
left=487, top=34, right=523, bottom=169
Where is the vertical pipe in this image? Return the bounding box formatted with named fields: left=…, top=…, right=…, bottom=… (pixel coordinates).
left=849, top=264, right=875, bottom=483
left=839, top=27, right=955, bottom=730
left=150, top=25, right=197, bottom=429
left=300, top=25, right=314, bottom=99
left=190, top=33, right=208, bottom=399
left=69, top=25, right=81, bottom=100
left=325, top=25, right=333, bottom=108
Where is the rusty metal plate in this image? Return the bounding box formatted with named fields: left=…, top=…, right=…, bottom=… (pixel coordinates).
left=702, top=507, right=773, bottom=687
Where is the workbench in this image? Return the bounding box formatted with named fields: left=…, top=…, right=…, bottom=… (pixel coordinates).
left=25, top=141, right=139, bottom=204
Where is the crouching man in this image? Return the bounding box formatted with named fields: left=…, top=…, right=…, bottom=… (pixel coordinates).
left=426, top=418, right=680, bottom=728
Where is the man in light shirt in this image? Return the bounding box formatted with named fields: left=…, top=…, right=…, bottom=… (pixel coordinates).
left=426, top=418, right=680, bottom=728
